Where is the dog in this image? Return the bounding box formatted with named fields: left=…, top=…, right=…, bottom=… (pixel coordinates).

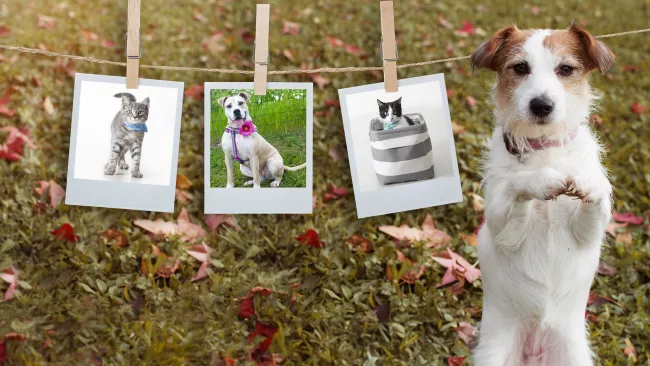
left=217, top=92, right=306, bottom=188
left=471, top=24, right=614, bottom=365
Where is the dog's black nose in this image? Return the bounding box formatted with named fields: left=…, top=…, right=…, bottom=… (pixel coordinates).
left=529, top=97, right=554, bottom=117
left=233, top=109, right=241, bottom=117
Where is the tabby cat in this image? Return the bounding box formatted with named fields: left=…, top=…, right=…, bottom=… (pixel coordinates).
left=377, top=97, right=414, bottom=130
left=104, top=93, right=150, bottom=178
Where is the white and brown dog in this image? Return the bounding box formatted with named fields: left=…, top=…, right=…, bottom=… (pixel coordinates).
left=217, top=92, right=306, bottom=188
left=471, top=24, right=614, bottom=365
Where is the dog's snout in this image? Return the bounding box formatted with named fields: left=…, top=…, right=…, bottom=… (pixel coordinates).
left=233, top=108, right=242, bottom=116
left=529, top=96, right=554, bottom=118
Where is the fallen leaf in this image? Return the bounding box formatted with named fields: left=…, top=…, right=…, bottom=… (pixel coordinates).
left=345, top=44, right=363, bottom=56
left=531, top=6, right=541, bottom=15
left=0, top=87, right=18, bottom=117
left=147, top=245, right=179, bottom=278
left=322, top=183, right=349, bottom=202
left=622, top=64, right=638, bottom=72
left=470, top=193, right=484, bottom=212
left=0, top=25, right=10, bottom=37
left=34, top=180, right=65, bottom=208
left=202, top=32, right=225, bottom=54
left=460, top=233, right=477, bottom=246
left=0, top=267, right=18, bottom=302
left=589, top=114, right=603, bottom=126
left=248, top=322, right=281, bottom=366
left=282, top=49, right=296, bottom=62
left=177, top=208, right=208, bottom=241
left=43, top=96, right=55, bottom=115
left=328, top=146, right=346, bottom=162
left=50, top=223, right=79, bottom=243
left=193, top=11, right=208, bottom=23
left=176, top=173, right=192, bottom=189
left=311, top=74, right=329, bottom=89
left=451, top=121, right=465, bottom=135
left=0, top=332, right=27, bottom=363
left=235, top=287, right=274, bottom=319
left=326, top=35, right=345, bottom=48
left=296, top=229, right=324, bottom=248
left=455, top=21, right=476, bottom=36
left=0, top=126, right=35, bottom=162
left=175, top=189, right=193, bottom=204
left=448, top=356, right=465, bottom=366
left=101, top=229, right=128, bottom=247
left=438, top=16, right=453, bottom=29
left=240, top=30, right=255, bottom=44
left=597, top=260, right=617, bottom=276
left=454, top=321, right=476, bottom=345
left=392, top=251, right=426, bottom=284
left=100, top=39, right=116, bottom=49
left=587, top=292, right=619, bottom=307
left=38, top=14, right=56, bottom=29
left=612, top=211, right=645, bottom=225
left=624, top=338, right=637, bottom=363
left=282, top=21, right=300, bottom=36
left=205, top=214, right=237, bottom=231
left=379, top=213, right=452, bottom=248
left=606, top=222, right=627, bottom=237
left=432, top=249, right=481, bottom=291
left=187, top=242, right=213, bottom=281
left=81, top=29, right=99, bottom=41
left=345, top=235, right=373, bottom=253
left=466, top=95, right=477, bottom=107
left=184, top=84, right=204, bottom=101
left=630, top=102, right=647, bottom=115
left=615, top=231, right=632, bottom=247
left=135, top=209, right=207, bottom=241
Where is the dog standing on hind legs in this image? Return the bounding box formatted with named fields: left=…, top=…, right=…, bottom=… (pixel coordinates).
left=471, top=24, right=614, bottom=365
left=217, top=92, right=306, bottom=188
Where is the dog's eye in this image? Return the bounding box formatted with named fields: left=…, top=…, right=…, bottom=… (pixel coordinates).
left=238, top=101, right=244, bottom=106
left=227, top=105, right=232, bottom=108
left=513, top=62, right=530, bottom=75
left=557, top=65, right=574, bottom=77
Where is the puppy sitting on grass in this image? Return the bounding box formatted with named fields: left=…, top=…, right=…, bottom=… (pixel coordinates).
left=217, top=92, right=306, bottom=188
left=472, top=24, right=614, bottom=365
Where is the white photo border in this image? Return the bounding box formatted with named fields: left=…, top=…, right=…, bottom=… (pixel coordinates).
left=65, top=73, right=183, bottom=212
left=338, top=74, right=463, bottom=218
left=203, top=82, right=313, bottom=214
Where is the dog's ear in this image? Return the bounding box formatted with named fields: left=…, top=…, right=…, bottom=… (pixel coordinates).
left=471, top=25, right=519, bottom=72
left=238, top=92, right=250, bottom=101
left=377, top=99, right=386, bottom=107
left=568, top=23, right=615, bottom=74
left=217, top=96, right=228, bottom=108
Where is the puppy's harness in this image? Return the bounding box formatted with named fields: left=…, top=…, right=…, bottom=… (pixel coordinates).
left=225, top=123, right=257, bottom=164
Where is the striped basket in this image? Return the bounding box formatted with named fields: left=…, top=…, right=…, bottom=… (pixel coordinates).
left=369, top=113, right=435, bottom=185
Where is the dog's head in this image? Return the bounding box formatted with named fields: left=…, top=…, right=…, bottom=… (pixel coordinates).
left=217, top=92, right=251, bottom=122
left=471, top=24, right=614, bottom=137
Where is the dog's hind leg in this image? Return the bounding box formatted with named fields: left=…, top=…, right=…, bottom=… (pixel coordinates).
left=473, top=313, right=522, bottom=366
left=267, top=158, right=285, bottom=188
left=240, top=164, right=263, bottom=186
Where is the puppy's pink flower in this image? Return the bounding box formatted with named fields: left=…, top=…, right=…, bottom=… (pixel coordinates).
left=240, top=121, right=255, bottom=137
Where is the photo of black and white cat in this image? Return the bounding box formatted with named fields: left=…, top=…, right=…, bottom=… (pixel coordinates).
left=376, top=97, right=415, bottom=130
left=104, top=93, right=150, bottom=178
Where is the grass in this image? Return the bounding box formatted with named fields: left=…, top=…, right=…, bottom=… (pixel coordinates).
left=0, top=0, right=649, bottom=365
left=209, top=88, right=307, bottom=188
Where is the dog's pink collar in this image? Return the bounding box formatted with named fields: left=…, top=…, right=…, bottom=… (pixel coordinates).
left=503, top=130, right=578, bottom=156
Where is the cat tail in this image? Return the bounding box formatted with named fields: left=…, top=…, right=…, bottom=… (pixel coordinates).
left=114, top=93, right=137, bottom=102
left=284, top=163, right=307, bottom=171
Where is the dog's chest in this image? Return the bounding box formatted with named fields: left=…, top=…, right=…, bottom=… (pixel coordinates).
left=221, top=132, right=254, bottom=161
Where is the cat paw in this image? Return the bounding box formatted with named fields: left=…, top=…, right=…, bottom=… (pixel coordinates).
left=119, top=163, right=129, bottom=169
left=104, top=166, right=116, bottom=175
left=131, top=171, right=143, bottom=178
left=270, top=181, right=281, bottom=188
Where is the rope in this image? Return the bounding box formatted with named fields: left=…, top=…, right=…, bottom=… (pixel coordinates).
left=0, top=28, right=648, bottom=75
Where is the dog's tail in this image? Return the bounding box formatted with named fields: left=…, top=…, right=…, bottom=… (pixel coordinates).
left=114, top=93, right=137, bottom=103
left=284, top=163, right=307, bottom=171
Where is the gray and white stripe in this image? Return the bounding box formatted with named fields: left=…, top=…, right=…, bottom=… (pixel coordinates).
left=369, top=114, right=435, bottom=185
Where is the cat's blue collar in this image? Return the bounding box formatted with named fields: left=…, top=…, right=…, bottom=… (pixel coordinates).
left=123, top=121, right=148, bottom=133
left=383, top=120, right=399, bottom=130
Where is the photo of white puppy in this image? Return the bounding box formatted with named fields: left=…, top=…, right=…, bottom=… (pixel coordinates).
left=472, top=24, right=614, bottom=365
left=217, top=92, right=306, bottom=188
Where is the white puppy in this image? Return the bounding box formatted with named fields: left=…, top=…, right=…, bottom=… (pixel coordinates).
left=471, top=24, right=615, bottom=365
left=218, top=92, right=306, bottom=188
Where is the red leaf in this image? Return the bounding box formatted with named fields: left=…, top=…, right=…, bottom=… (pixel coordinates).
left=326, top=35, right=345, bottom=48
left=448, top=356, right=465, bottom=366
left=81, top=29, right=99, bottom=41
left=247, top=322, right=278, bottom=341
left=612, top=211, right=645, bottom=225
left=185, top=84, right=204, bottom=101
left=50, top=223, right=79, bottom=243
left=454, top=322, right=477, bottom=345
left=344, top=44, right=362, bottom=56
left=0, top=332, right=26, bottom=363
left=0, top=25, right=10, bottom=37
left=630, top=102, right=647, bottom=115
left=531, top=6, right=541, bottom=15
left=0, top=267, right=18, bottom=302
left=235, top=287, right=273, bottom=319
left=432, top=249, right=481, bottom=290
left=587, top=292, right=619, bottom=307
left=597, top=260, right=617, bottom=276
left=34, top=180, right=65, bottom=208
left=0, top=87, right=17, bottom=117
left=455, top=21, right=476, bottom=36
left=282, top=21, right=300, bottom=36
left=311, top=74, right=329, bottom=90
left=241, top=30, right=255, bottom=44
left=296, top=229, right=324, bottom=248
left=466, top=95, right=477, bottom=107
left=624, top=338, right=637, bottom=362
left=322, top=183, right=349, bottom=202
left=205, top=214, right=238, bottom=231
left=248, top=322, right=280, bottom=366
left=100, top=39, right=116, bottom=49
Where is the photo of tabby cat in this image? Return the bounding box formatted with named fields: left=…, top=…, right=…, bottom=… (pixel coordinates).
left=104, top=93, right=150, bottom=178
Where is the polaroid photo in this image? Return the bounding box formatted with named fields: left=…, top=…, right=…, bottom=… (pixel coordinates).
left=204, top=82, right=313, bottom=214
left=66, top=73, right=183, bottom=212
left=338, top=74, right=463, bottom=218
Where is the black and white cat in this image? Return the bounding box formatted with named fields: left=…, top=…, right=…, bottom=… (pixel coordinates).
left=377, top=97, right=414, bottom=130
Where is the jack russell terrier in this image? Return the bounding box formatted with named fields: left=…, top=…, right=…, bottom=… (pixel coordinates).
left=217, top=92, right=306, bottom=188
left=471, top=24, right=615, bottom=365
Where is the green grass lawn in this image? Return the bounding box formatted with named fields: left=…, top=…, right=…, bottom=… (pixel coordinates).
left=1, top=0, right=649, bottom=365
left=210, top=131, right=307, bottom=188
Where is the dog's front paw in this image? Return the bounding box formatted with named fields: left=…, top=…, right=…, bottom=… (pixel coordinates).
left=253, top=184, right=261, bottom=188
left=564, top=177, right=603, bottom=203
left=243, top=180, right=255, bottom=186
left=519, top=167, right=566, bottom=201
left=104, top=166, right=116, bottom=175
left=226, top=183, right=234, bottom=188
left=131, top=171, right=143, bottom=178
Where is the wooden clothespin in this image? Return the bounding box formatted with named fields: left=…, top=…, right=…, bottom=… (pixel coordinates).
left=126, top=0, right=142, bottom=89
left=380, top=1, right=398, bottom=93
left=253, top=4, right=271, bottom=95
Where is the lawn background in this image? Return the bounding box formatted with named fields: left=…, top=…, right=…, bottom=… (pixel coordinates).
left=209, top=88, right=307, bottom=188
left=0, top=0, right=649, bottom=365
